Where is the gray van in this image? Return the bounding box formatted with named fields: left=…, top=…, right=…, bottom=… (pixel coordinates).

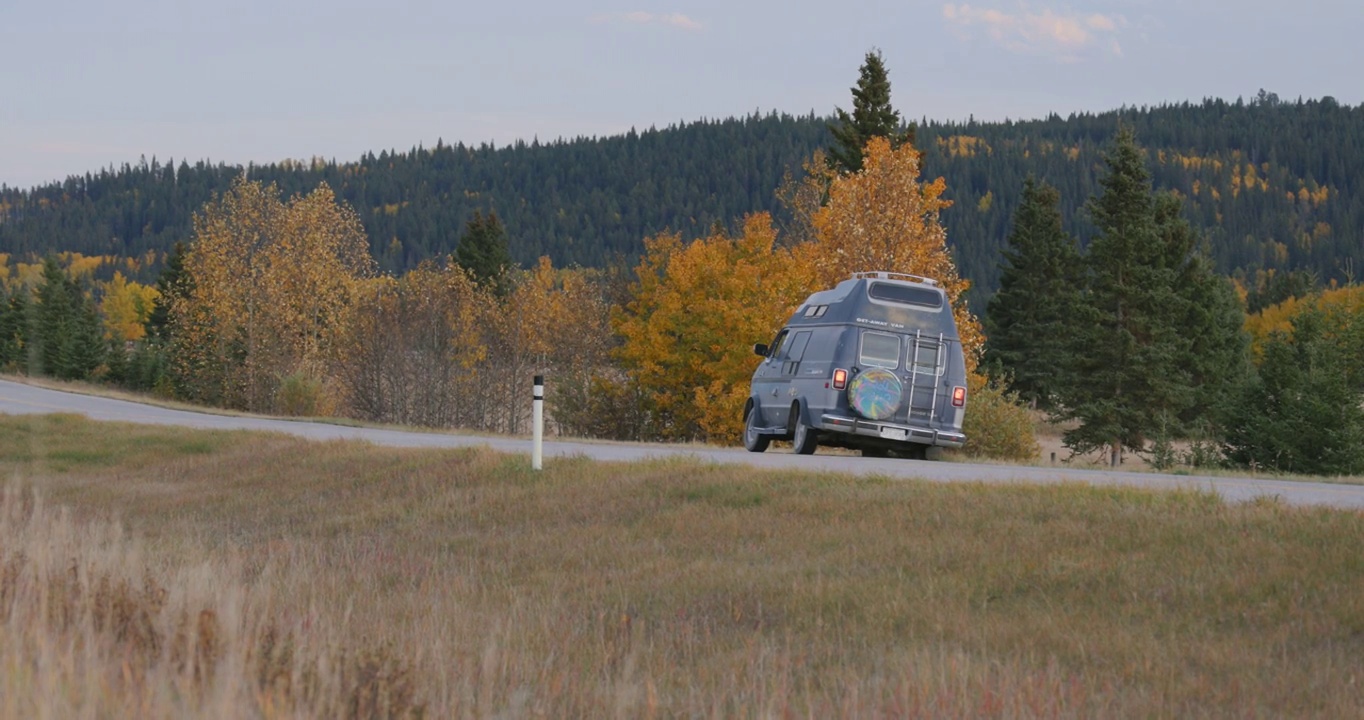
left=744, top=271, right=968, bottom=458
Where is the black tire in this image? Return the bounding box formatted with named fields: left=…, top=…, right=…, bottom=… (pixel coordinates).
left=743, top=404, right=770, bottom=453
left=790, top=406, right=818, bottom=455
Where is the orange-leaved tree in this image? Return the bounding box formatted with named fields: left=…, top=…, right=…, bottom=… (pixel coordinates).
left=805, top=137, right=1034, bottom=458
left=614, top=214, right=814, bottom=442
left=809, top=137, right=984, bottom=371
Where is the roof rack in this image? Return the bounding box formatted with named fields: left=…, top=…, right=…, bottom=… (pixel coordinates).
left=850, top=271, right=939, bottom=287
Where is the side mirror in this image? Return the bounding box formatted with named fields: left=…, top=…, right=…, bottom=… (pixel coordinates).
left=753, top=343, right=769, bottom=357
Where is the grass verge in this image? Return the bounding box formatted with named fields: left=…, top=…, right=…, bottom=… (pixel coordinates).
left=3, top=413, right=1363, bottom=717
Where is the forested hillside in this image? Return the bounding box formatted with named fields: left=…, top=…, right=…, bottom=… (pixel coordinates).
left=2, top=93, right=1359, bottom=306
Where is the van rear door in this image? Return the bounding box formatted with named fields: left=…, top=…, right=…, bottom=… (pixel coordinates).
left=904, top=330, right=947, bottom=424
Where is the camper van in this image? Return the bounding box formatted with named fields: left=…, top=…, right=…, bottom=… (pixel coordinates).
left=744, top=271, right=968, bottom=458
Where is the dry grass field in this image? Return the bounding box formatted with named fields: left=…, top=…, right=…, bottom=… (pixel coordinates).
left=2, top=413, right=1362, bottom=718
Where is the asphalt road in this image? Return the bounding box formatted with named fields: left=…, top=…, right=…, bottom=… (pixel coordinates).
left=4, top=378, right=1363, bottom=510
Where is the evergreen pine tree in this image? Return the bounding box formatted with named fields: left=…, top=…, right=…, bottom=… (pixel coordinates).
left=1056, top=127, right=1186, bottom=466
left=33, top=257, right=72, bottom=378
left=984, top=176, right=1082, bottom=408
left=146, top=240, right=189, bottom=340
left=455, top=210, right=513, bottom=296
left=65, top=285, right=106, bottom=380
left=1221, top=309, right=1364, bottom=475
left=828, top=50, right=914, bottom=175
left=0, top=286, right=26, bottom=371
left=33, top=257, right=106, bottom=381
left=1155, top=194, right=1251, bottom=429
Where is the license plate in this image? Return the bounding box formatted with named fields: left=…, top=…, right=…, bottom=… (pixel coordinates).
left=879, top=427, right=908, bottom=441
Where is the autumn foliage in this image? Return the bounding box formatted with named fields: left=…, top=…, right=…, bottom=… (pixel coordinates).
left=1244, top=283, right=1364, bottom=356
left=336, top=262, right=490, bottom=427
left=171, top=179, right=375, bottom=412
left=12, top=138, right=1030, bottom=458
left=609, top=138, right=1001, bottom=445
left=100, top=272, right=160, bottom=343
left=613, top=214, right=814, bottom=441
left=810, top=137, right=983, bottom=370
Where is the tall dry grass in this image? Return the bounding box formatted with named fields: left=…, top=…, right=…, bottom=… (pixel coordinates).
left=2, top=412, right=1363, bottom=718
left=0, top=487, right=421, bottom=719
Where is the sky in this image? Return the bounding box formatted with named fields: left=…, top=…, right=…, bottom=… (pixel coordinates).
left=2, top=0, right=1360, bottom=190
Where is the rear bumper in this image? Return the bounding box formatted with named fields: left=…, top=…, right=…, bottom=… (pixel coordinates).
left=820, top=413, right=966, bottom=449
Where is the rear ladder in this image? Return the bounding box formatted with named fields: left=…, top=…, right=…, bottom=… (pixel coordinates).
left=904, top=330, right=944, bottom=422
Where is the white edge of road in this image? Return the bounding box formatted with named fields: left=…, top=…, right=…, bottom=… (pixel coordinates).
left=2, top=378, right=1363, bottom=511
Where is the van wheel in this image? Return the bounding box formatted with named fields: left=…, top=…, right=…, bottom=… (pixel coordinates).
left=743, top=405, right=769, bottom=453
left=902, top=444, right=929, bottom=461
left=790, top=410, right=818, bottom=455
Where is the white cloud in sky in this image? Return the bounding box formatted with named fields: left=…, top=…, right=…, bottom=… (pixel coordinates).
left=941, top=3, right=1127, bottom=61
left=593, top=11, right=703, bottom=31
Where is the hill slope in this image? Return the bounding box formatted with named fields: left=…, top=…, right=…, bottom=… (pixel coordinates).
left=2, top=94, right=1359, bottom=305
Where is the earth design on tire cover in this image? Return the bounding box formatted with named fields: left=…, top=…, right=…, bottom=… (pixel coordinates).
left=847, top=368, right=903, bottom=421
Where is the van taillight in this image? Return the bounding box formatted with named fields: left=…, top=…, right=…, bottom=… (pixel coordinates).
left=951, top=386, right=966, bottom=407
left=833, top=368, right=848, bottom=390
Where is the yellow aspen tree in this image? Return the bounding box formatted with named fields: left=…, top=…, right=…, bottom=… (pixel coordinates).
left=15, top=262, right=45, bottom=288
left=172, top=178, right=278, bottom=406
left=809, top=137, right=984, bottom=370
left=269, top=184, right=376, bottom=378
left=172, top=178, right=374, bottom=411
left=614, top=214, right=815, bottom=441
left=335, top=261, right=488, bottom=426
left=544, top=266, right=615, bottom=434
left=1245, top=285, right=1364, bottom=360
left=58, top=253, right=105, bottom=280
left=477, top=257, right=614, bottom=434
left=99, top=272, right=160, bottom=343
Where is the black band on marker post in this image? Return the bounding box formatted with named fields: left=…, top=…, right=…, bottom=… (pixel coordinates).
left=533, top=375, right=544, bottom=400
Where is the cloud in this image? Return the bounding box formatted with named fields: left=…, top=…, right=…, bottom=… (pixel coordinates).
left=942, top=3, right=1126, bottom=61
left=593, top=11, right=703, bottom=31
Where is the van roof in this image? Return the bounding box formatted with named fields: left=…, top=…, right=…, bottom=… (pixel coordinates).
left=787, top=272, right=959, bottom=338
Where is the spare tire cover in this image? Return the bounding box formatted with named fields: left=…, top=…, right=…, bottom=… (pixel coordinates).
left=848, top=368, right=902, bottom=421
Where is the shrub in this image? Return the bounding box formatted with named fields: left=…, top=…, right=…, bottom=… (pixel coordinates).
left=960, top=372, right=1039, bottom=461
left=276, top=372, right=324, bottom=417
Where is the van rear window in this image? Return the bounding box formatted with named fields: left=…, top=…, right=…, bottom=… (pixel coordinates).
left=868, top=282, right=943, bottom=309
left=859, top=331, right=900, bottom=369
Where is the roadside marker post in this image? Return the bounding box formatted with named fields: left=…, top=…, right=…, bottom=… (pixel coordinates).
left=532, top=374, right=544, bottom=471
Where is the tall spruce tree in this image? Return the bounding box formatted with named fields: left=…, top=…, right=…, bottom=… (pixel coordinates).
left=828, top=50, right=914, bottom=174
left=455, top=210, right=512, bottom=296
left=1056, top=128, right=1187, bottom=466
left=1221, top=309, right=1364, bottom=475
left=146, top=240, right=190, bottom=340
left=65, top=289, right=106, bottom=380
left=984, top=176, right=1082, bottom=408
left=1154, top=194, right=1251, bottom=429
left=32, top=258, right=71, bottom=377
left=0, top=286, right=27, bottom=371
left=33, top=258, right=105, bottom=380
